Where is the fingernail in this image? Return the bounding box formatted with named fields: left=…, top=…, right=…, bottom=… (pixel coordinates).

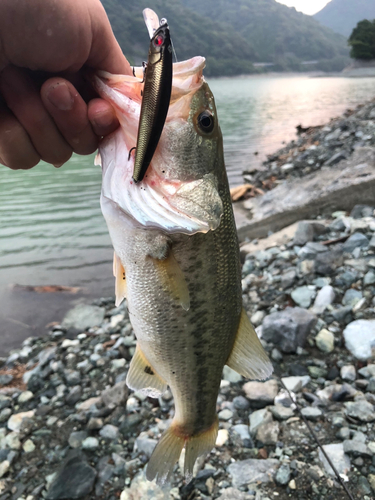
left=53, top=162, right=64, bottom=168
left=46, top=82, right=74, bottom=111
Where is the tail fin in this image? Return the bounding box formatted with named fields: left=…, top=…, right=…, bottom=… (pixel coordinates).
left=146, top=418, right=219, bottom=485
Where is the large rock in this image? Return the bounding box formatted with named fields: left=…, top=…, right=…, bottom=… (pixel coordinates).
left=318, top=443, right=350, bottom=477
left=343, top=320, right=375, bottom=360
left=234, top=147, right=375, bottom=241
left=262, top=307, right=317, bottom=353
left=243, top=379, right=278, bottom=408
left=46, top=451, right=97, bottom=499
left=227, top=458, right=279, bottom=488
left=62, top=304, right=105, bottom=331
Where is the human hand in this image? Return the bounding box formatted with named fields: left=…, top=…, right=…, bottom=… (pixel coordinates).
left=0, top=0, right=131, bottom=169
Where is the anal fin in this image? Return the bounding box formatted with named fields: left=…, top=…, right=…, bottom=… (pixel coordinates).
left=126, top=344, right=168, bottom=398
left=226, top=308, right=273, bottom=380
left=150, top=249, right=190, bottom=311
left=113, top=252, right=127, bottom=307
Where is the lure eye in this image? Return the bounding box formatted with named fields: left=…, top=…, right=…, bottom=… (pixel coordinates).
left=197, top=110, right=214, bottom=133
left=154, top=34, right=164, bottom=47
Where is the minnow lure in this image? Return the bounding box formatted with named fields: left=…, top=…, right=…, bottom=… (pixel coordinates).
left=132, top=13, right=173, bottom=183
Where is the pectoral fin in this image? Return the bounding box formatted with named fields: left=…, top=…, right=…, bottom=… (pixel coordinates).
left=113, top=252, right=127, bottom=307
left=126, top=344, right=168, bottom=398
left=226, top=308, right=273, bottom=380
left=151, top=250, right=190, bottom=311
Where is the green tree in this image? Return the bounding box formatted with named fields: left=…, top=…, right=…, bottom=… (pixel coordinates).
left=348, top=19, right=375, bottom=60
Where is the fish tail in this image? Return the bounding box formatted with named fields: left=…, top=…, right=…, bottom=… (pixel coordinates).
left=183, top=417, right=219, bottom=482
left=146, top=418, right=219, bottom=485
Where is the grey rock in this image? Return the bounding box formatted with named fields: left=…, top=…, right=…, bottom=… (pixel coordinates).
left=345, top=401, right=375, bottom=422
left=275, top=464, right=291, bottom=485
left=343, top=232, right=369, bottom=253
left=218, top=409, right=233, bottom=421
left=64, top=370, right=81, bottom=386
left=256, top=421, right=280, bottom=445
left=370, top=234, right=375, bottom=248
left=262, top=307, right=317, bottom=353
left=87, top=417, right=103, bottom=430
left=343, top=440, right=372, bottom=458
left=342, top=289, right=363, bottom=307
left=233, top=396, right=250, bottom=411
left=0, top=374, right=13, bottom=386
left=38, top=347, right=57, bottom=367
left=301, top=407, right=322, bottom=421
left=101, top=381, right=128, bottom=409
left=135, top=435, right=157, bottom=458
left=293, top=221, right=314, bottom=246
left=243, top=379, right=278, bottom=408
left=281, top=268, right=297, bottom=289
left=66, top=386, right=82, bottom=406
left=281, top=375, right=310, bottom=392
left=358, top=365, right=375, bottom=378
left=222, top=366, right=242, bottom=383
left=350, top=204, right=374, bottom=219
left=81, top=437, right=99, bottom=450
left=232, top=424, right=251, bottom=444
left=291, top=286, right=315, bottom=308
left=46, top=451, right=97, bottom=499
left=337, top=427, right=351, bottom=440
left=340, top=365, right=356, bottom=382
left=0, top=396, right=11, bottom=410
left=364, top=270, right=375, bottom=286
left=0, top=408, right=12, bottom=423
left=312, top=285, right=335, bottom=314
left=227, top=458, right=279, bottom=488
left=62, top=304, right=105, bottom=331
left=344, top=319, right=375, bottom=360
left=99, top=424, right=119, bottom=440
left=270, top=405, right=294, bottom=420
left=308, top=365, right=327, bottom=379
left=318, top=443, right=350, bottom=477
left=249, top=408, right=273, bottom=435
left=68, top=431, right=88, bottom=449
left=315, top=248, right=343, bottom=275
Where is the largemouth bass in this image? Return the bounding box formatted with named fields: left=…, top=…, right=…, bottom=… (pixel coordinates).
left=92, top=55, right=273, bottom=483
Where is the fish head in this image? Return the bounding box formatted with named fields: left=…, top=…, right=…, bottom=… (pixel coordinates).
left=92, top=57, right=225, bottom=235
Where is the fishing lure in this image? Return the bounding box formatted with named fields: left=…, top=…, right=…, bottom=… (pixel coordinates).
left=132, top=16, right=173, bottom=183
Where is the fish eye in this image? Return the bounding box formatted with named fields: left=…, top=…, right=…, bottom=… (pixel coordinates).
left=154, top=34, right=164, bottom=47
left=197, top=110, right=214, bottom=133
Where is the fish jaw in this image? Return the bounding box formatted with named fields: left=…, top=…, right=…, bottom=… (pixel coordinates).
left=93, top=57, right=224, bottom=235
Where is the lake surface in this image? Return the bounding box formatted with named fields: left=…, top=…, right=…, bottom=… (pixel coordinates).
left=1, top=74, right=375, bottom=352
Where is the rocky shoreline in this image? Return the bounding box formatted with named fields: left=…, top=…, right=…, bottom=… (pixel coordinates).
left=0, top=102, right=375, bottom=499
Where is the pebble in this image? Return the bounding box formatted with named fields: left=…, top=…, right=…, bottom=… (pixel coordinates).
left=23, top=439, right=36, bottom=453
left=243, top=379, right=278, bottom=407
left=275, top=463, right=291, bottom=485
left=17, top=391, right=34, bottom=404
left=7, top=410, right=35, bottom=432
left=262, top=307, right=317, bottom=353
left=222, top=366, right=242, bottom=383
left=318, top=443, right=351, bottom=477
left=218, top=409, right=233, bottom=421
left=216, top=429, right=229, bottom=446
left=270, top=405, right=294, bottom=420
left=301, top=407, right=322, bottom=421
left=311, top=285, right=335, bottom=314
left=81, top=437, right=99, bottom=450
left=0, top=461, right=10, bottom=478
left=343, top=439, right=372, bottom=458
left=315, top=328, right=334, bottom=353
left=249, top=408, right=273, bottom=435
left=227, top=458, right=279, bottom=488
left=291, top=285, right=315, bottom=308
left=344, top=320, right=375, bottom=360
left=281, top=375, right=310, bottom=392
left=99, top=424, right=119, bottom=440
left=340, top=365, right=356, bottom=382
left=345, top=400, right=375, bottom=422
left=256, top=421, right=280, bottom=445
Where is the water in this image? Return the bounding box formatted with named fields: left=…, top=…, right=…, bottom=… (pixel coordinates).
left=1, top=74, right=374, bottom=352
